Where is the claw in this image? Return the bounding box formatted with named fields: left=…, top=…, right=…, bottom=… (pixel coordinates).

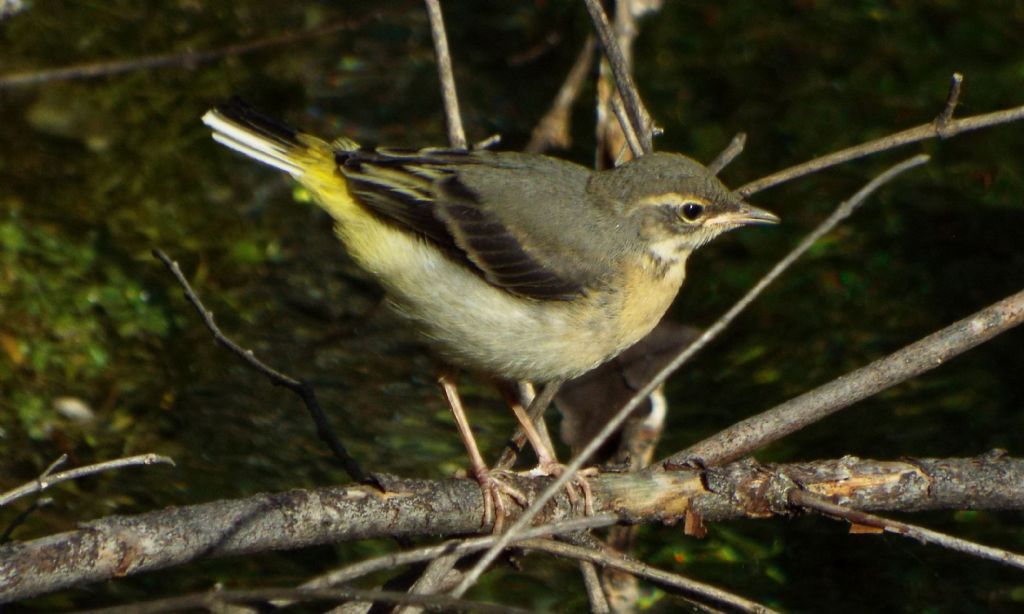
left=526, top=462, right=597, bottom=516
left=473, top=468, right=528, bottom=532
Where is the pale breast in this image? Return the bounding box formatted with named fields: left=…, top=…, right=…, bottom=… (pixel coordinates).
left=328, top=188, right=686, bottom=381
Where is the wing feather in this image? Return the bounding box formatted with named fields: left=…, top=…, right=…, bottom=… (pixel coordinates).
left=336, top=149, right=586, bottom=301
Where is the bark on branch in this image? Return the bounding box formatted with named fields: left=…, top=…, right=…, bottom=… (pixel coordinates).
left=3, top=455, right=1022, bottom=603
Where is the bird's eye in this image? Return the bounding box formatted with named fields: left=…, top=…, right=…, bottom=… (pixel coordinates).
left=680, top=202, right=705, bottom=222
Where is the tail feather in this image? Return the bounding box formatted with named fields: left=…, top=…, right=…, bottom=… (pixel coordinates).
left=202, top=99, right=311, bottom=177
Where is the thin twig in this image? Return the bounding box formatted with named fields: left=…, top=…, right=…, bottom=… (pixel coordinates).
left=473, top=134, right=502, bottom=150
left=40, top=454, right=69, bottom=479
left=424, top=0, right=467, bottom=149
left=519, top=539, right=776, bottom=614
left=1, top=455, right=68, bottom=538
left=0, top=19, right=362, bottom=89
left=737, top=77, right=1024, bottom=197
left=609, top=95, right=644, bottom=160
left=0, top=498, right=53, bottom=543
left=557, top=531, right=613, bottom=614
left=670, top=286, right=1024, bottom=467
left=153, top=249, right=366, bottom=483
left=936, top=72, right=964, bottom=128
left=582, top=0, right=652, bottom=154
left=453, top=154, right=929, bottom=597
left=300, top=514, right=617, bottom=590
left=525, top=36, right=596, bottom=153
left=788, top=489, right=1024, bottom=571
left=579, top=558, right=611, bottom=613
left=395, top=553, right=462, bottom=614
left=77, top=586, right=528, bottom=614
left=0, top=453, right=174, bottom=508
left=707, top=133, right=747, bottom=176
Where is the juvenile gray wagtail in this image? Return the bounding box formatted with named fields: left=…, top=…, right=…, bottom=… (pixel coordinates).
left=202, top=100, right=778, bottom=524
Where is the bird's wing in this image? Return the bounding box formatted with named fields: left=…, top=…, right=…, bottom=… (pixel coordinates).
left=336, top=148, right=587, bottom=301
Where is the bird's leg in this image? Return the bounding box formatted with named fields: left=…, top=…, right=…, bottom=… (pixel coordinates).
left=438, top=372, right=526, bottom=532
left=499, top=380, right=595, bottom=515
left=506, top=384, right=560, bottom=469
left=516, top=381, right=560, bottom=456
left=495, top=380, right=560, bottom=469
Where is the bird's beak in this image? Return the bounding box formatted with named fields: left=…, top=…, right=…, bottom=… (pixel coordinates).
left=710, top=201, right=780, bottom=227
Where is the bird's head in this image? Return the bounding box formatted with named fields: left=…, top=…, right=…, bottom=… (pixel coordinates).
left=588, top=152, right=778, bottom=264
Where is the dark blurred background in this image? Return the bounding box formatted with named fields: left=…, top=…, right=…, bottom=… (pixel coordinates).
left=1, top=1, right=1022, bottom=611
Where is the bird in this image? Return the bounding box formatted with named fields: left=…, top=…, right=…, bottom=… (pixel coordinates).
left=202, top=99, right=778, bottom=527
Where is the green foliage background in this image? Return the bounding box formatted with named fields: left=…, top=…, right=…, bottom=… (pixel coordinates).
left=1, top=1, right=1023, bottom=611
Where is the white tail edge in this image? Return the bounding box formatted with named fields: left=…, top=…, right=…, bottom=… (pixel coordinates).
left=202, top=110, right=304, bottom=177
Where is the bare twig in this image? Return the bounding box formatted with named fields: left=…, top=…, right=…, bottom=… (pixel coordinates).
left=153, top=249, right=366, bottom=483
left=936, top=72, right=964, bottom=128
left=395, top=553, right=462, bottom=614
left=473, top=133, right=502, bottom=150
left=609, top=94, right=645, bottom=160
left=424, top=0, right=467, bottom=149
left=77, top=586, right=528, bottom=614
left=579, top=558, right=611, bottom=613
left=525, top=37, right=596, bottom=153
left=0, top=453, right=174, bottom=508
left=707, top=133, right=747, bottom=176
left=519, top=539, right=776, bottom=614
left=0, top=19, right=361, bottom=89
left=40, top=455, right=69, bottom=479
left=300, top=515, right=617, bottom=590
left=0, top=498, right=53, bottom=543
left=737, top=76, right=1024, bottom=197
left=670, top=286, right=1024, bottom=467
left=554, top=531, right=613, bottom=613
left=582, top=0, right=653, bottom=154
left=453, top=155, right=930, bottom=597
left=788, top=489, right=1024, bottom=571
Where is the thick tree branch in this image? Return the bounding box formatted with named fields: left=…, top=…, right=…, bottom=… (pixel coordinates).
left=4, top=456, right=1023, bottom=603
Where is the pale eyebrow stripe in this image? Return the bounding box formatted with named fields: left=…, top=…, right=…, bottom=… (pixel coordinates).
left=634, top=193, right=711, bottom=207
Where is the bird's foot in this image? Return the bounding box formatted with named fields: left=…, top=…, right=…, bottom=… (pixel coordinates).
left=472, top=466, right=528, bottom=533
left=525, top=462, right=597, bottom=516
